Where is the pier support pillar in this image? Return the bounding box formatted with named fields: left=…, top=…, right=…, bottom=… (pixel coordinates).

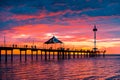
left=36, top=51, right=38, bottom=61
left=77, top=52, right=79, bottom=58
left=48, top=50, right=50, bottom=60
left=0, top=50, right=1, bottom=62
left=102, top=52, right=105, bottom=57
left=25, top=50, right=27, bottom=62
left=41, top=51, right=43, bottom=60
left=20, top=50, right=22, bottom=62
left=83, top=53, right=85, bottom=57
left=53, top=51, right=55, bottom=59
left=5, top=50, right=7, bottom=63
left=11, top=50, right=13, bottom=62
left=59, top=52, right=61, bottom=59
left=65, top=52, right=67, bottom=59
left=68, top=52, right=71, bottom=59
left=57, top=51, right=60, bottom=60
left=86, top=52, right=89, bottom=57
left=31, top=51, right=33, bottom=61
left=80, top=52, right=82, bottom=58
left=45, top=51, right=47, bottom=60
left=73, top=52, right=75, bottom=59
left=62, top=51, right=64, bottom=59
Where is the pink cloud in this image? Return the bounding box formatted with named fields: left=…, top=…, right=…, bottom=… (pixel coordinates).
left=1, top=15, right=120, bottom=53
left=7, top=9, right=81, bottom=21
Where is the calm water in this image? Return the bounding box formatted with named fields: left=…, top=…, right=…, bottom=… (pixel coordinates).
left=0, top=55, right=120, bottom=80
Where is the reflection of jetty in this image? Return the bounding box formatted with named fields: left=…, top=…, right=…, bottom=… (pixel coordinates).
left=0, top=46, right=106, bottom=63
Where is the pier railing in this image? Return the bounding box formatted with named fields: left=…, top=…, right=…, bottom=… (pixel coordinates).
left=0, top=44, right=106, bottom=63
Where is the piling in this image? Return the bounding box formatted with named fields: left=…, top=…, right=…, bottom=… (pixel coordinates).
left=53, top=51, right=55, bottom=59
left=20, top=50, right=22, bottom=62
left=59, top=52, right=61, bottom=59
left=62, top=51, right=64, bottom=59
left=36, top=51, right=38, bottom=61
left=64, top=52, right=67, bottom=59
left=73, top=52, right=75, bottom=59
left=48, top=50, right=50, bottom=60
left=11, top=50, right=13, bottom=62
left=77, top=52, right=79, bottom=58
left=103, top=50, right=106, bottom=57
left=45, top=50, right=47, bottom=60
left=68, top=51, right=71, bottom=59
left=0, top=50, right=1, bottom=62
left=86, top=51, right=89, bottom=57
left=80, top=52, right=82, bottom=57
left=5, top=50, right=7, bottom=63
left=31, top=51, right=33, bottom=61
left=25, top=50, right=27, bottom=62
left=57, top=51, right=60, bottom=60
left=41, top=51, right=43, bottom=59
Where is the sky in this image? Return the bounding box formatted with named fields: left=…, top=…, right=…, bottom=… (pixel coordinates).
left=0, top=0, right=120, bottom=54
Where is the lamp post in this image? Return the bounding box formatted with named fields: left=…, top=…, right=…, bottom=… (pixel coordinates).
left=93, top=25, right=98, bottom=52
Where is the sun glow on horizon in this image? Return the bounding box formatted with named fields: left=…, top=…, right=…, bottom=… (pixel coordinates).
left=0, top=0, right=120, bottom=54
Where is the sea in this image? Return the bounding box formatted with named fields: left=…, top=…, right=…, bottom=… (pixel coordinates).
left=0, top=55, right=120, bottom=80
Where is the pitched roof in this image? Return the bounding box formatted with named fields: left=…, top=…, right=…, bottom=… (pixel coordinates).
left=44, top=36, right=63, bottom=44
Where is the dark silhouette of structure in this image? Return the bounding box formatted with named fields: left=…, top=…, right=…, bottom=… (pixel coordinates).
left=44, top=36, right=63, bottom=44
left=0, top=26, right=106, bottom=63
left=93, top=25, right=98, bottom=53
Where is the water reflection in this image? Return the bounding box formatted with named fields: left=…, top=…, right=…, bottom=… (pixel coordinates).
left=0, top=56, right=120, bottom=80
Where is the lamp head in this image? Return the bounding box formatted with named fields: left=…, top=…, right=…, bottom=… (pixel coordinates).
left=93, top=25, right=97, bottom=31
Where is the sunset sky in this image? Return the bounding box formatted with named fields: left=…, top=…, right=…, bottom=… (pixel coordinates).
left=0, top=0, right=120, bottom=54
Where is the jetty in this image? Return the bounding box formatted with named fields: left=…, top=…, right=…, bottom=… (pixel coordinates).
left=0, top=45, right=106, bottom=62
left=0, top=25, right=106, bottom=63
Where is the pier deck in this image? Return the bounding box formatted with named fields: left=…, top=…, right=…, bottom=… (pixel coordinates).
left=0, top=46, right=105, bottom=63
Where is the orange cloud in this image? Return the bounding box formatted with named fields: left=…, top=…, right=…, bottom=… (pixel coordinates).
left=1, top=18, right=120, bottom=54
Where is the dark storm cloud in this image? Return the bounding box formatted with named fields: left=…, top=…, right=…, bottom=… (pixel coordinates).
left=0, top=0, right=120, bottom=15
left=0, top=0, right=120, bottom=30
left=80, top=2, right=120, bottom=16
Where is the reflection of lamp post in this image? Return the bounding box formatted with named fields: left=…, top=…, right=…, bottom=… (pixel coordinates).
left=93, top=25, right=98, bottom=52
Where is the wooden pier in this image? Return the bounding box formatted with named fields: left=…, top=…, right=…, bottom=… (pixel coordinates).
left=0, top=46, right=106, bottom=63
left=0, top=25, right=106, bottom=63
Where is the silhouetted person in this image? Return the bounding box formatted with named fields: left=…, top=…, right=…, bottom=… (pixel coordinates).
left=25, top=45, right=28, bottom=48
left=15, top=44, right=17, bottom=48
left=49, top=47, right=52, bottom=50
left=34, top=45, right=36, bottom=48
left=12, top=44, right=14, bottom=48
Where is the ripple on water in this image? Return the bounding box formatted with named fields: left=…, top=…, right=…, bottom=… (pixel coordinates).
left=105, top=75, right=120, bottom=80
left=83, top=76, right=102, bottom=80
left=0, top=55, right=120, bottom=80
left=115, top=70, right=120, bottom=73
